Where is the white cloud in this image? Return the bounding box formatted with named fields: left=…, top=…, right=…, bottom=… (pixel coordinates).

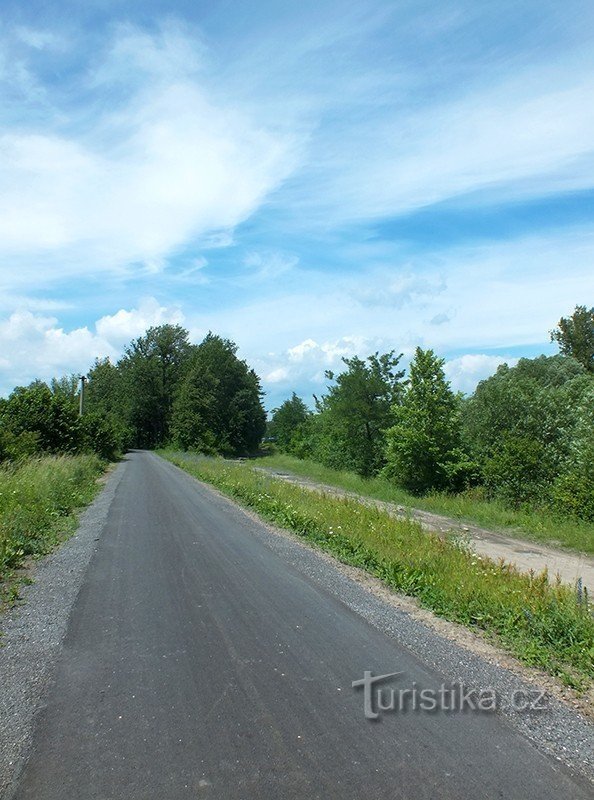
left=255, top=334, right=389, bottom=399
left=356, top=273, right=446, bottom=308
left=287, top=339, right=319, bottom=362
left=444, top=354, right=519, bottom=395
left=14, top=27, right=63, bottom=51
left=0, top=298, right=187, bottom=395
left=264, top=367, right=290, bottom=383
left=0, top=24, right=303, bottom=290
left=243, top=251, right=298, bottom=282
left=290, top=54, right=594, bottom=225
left=0, top=311, right=114, bottom=394
left=95, top=298, right=185, bottom=348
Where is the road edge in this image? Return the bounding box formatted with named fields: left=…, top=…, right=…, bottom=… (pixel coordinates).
left=0, top=459, right=127, bottom=799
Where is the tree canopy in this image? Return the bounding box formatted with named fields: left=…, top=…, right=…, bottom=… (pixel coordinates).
left=551, top=305, right=594, bottom=372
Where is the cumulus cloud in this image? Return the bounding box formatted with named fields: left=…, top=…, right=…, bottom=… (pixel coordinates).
left=95, top=298, right=185, bottom=348
left=0, top=311, right=114, bottom=394
left=444, top=354, right=519, bottom=395
left=0, top=298, right=186, bottom=395
left=256, top=335, right=390, bottom=401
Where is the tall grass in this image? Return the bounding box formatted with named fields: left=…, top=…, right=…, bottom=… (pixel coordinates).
left=257, top=454, right=594, bottom=555
left=0, top=455, right=104, bottom=584
left=164, top=452, right=594, bottom=690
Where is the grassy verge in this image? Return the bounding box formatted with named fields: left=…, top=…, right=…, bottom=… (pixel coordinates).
left=0, top=454, right=105, bottom=602
left=163, top=451, right=594, bottom=690
left=256, top=453, right=594, bottom=556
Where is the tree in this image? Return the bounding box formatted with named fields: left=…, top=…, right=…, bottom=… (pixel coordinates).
left=171, top=368, right=218, bottom=453
left=85, top=358, right=132, bottom=454
left=0, top=381, right=81, bottom=454
left=383, top=348, right=470, bottom=494
left=119, top=325, right=193, bottom=447
left=172, top=334, right=266, bottom=455
left=553, top=385, right=594, bottom=520
left=268, top=394, right=312, bottom=456
left=312, top=352, right=405, bottom=477
left=463, top=355, right=591, bottom=504
left=551, top=305, right=594, bottom=372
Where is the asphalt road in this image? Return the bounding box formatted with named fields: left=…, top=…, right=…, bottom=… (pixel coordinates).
left=9, top=452, right=592, bottom=799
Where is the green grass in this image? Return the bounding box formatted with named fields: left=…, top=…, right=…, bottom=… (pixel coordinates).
left=163, top=451, right=594, bottom=690
left=255, top=453, right=594, bottom=556
left=0, top=454, right=105, bottom=598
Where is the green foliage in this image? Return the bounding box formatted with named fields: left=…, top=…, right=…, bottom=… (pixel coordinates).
left=311, top=352, right=405, bottom=477
left=0, top=455, right=103, bottom=581
left=118, top=325, right=193, bottom=448
left=384, top=348, right=474, bottom=494
left=267, top=393, right=312, bottom=456
left=80, top=412, right=121, bottom=461
left=171, top=333, right=266, bottom=455
left=0, top=381, right=81, bottom=456
left=551, top=305, right=594, bottom=372
left=483, top=436, right=549, bottom=506
left=553, top=386, right=594, bottom=521
left=166, top=453, right=594, bottom=688
left=257, top=453, right=594, bottom=554
left=0, top=429, right=41, bottom=462
left=463, top=355, right=592, bottom=507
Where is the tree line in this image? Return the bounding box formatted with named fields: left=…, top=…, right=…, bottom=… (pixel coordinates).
left=1, top=305, right=592, bottom=522
left=268, top=306, right=594, bottom=522
left=0, top=326, right=266, bottom=462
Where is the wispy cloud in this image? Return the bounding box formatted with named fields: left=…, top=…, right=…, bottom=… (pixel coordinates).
left=0, top=2, right=593, bottom=404
left=0, top=22, right=303, bottom=291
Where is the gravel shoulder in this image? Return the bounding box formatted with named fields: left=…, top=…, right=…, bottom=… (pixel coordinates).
left=256, top=465, right=594, bottom=594
left=0, top=460, right=127, bottom=798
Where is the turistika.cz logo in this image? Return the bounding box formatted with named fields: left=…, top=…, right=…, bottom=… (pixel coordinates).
left=351, top=671, right=549, bottom=720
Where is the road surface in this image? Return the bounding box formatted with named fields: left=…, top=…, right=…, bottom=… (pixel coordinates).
left=7, top=452, right=592, bottom=799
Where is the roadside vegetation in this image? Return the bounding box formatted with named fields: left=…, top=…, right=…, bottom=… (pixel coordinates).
left=257, top=453, right=594, bottom=555
left=0, top=324, right=267, bottom=601
left=1, top=305, right=592, bottom=646
left=266, top=306, right=594, bottom=551
left=0, top=326, right=266, bottom=462
left=0, top=455, right=104, bottom=601
left=164, top=453, right=594, bottom=691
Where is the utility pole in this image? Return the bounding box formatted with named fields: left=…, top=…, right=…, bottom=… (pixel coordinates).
left=79, top=375, right=87, bottom=417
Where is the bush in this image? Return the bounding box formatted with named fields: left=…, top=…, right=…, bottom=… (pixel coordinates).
left=0, top=429, right=41, bottom=463
left=80, top=412, right=122, bottom=461
left=483, top=436, right=552, bottom=506
left=0, top=454, right=104, bottom=580
left=552, top=387, right=594, bottom=521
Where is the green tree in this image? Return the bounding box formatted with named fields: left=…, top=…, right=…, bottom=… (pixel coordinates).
left=171, top=368, right=218, bottom=453
left=268, top=393, right=312, bottom=454
left=463, top=355, right=591, bottom=504
left=551, top=305, right=594, bottom=372
left=85, top=358, right=132, bottom=454
left=119, top=325, right=193, bottom=447
left=50, top=374, right=81, bottom=402
left=0, top=381, right=81, bottom=454
left=553, top=386, right=594, bottom=520
left=384, top=348, right=470, bottom=494
left=172, top=334, right=266, bottom=455
left=312, top=352, right=405, bottom=477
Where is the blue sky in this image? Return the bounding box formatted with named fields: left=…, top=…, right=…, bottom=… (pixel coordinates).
left=1, top=0, right=593, bottom=408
